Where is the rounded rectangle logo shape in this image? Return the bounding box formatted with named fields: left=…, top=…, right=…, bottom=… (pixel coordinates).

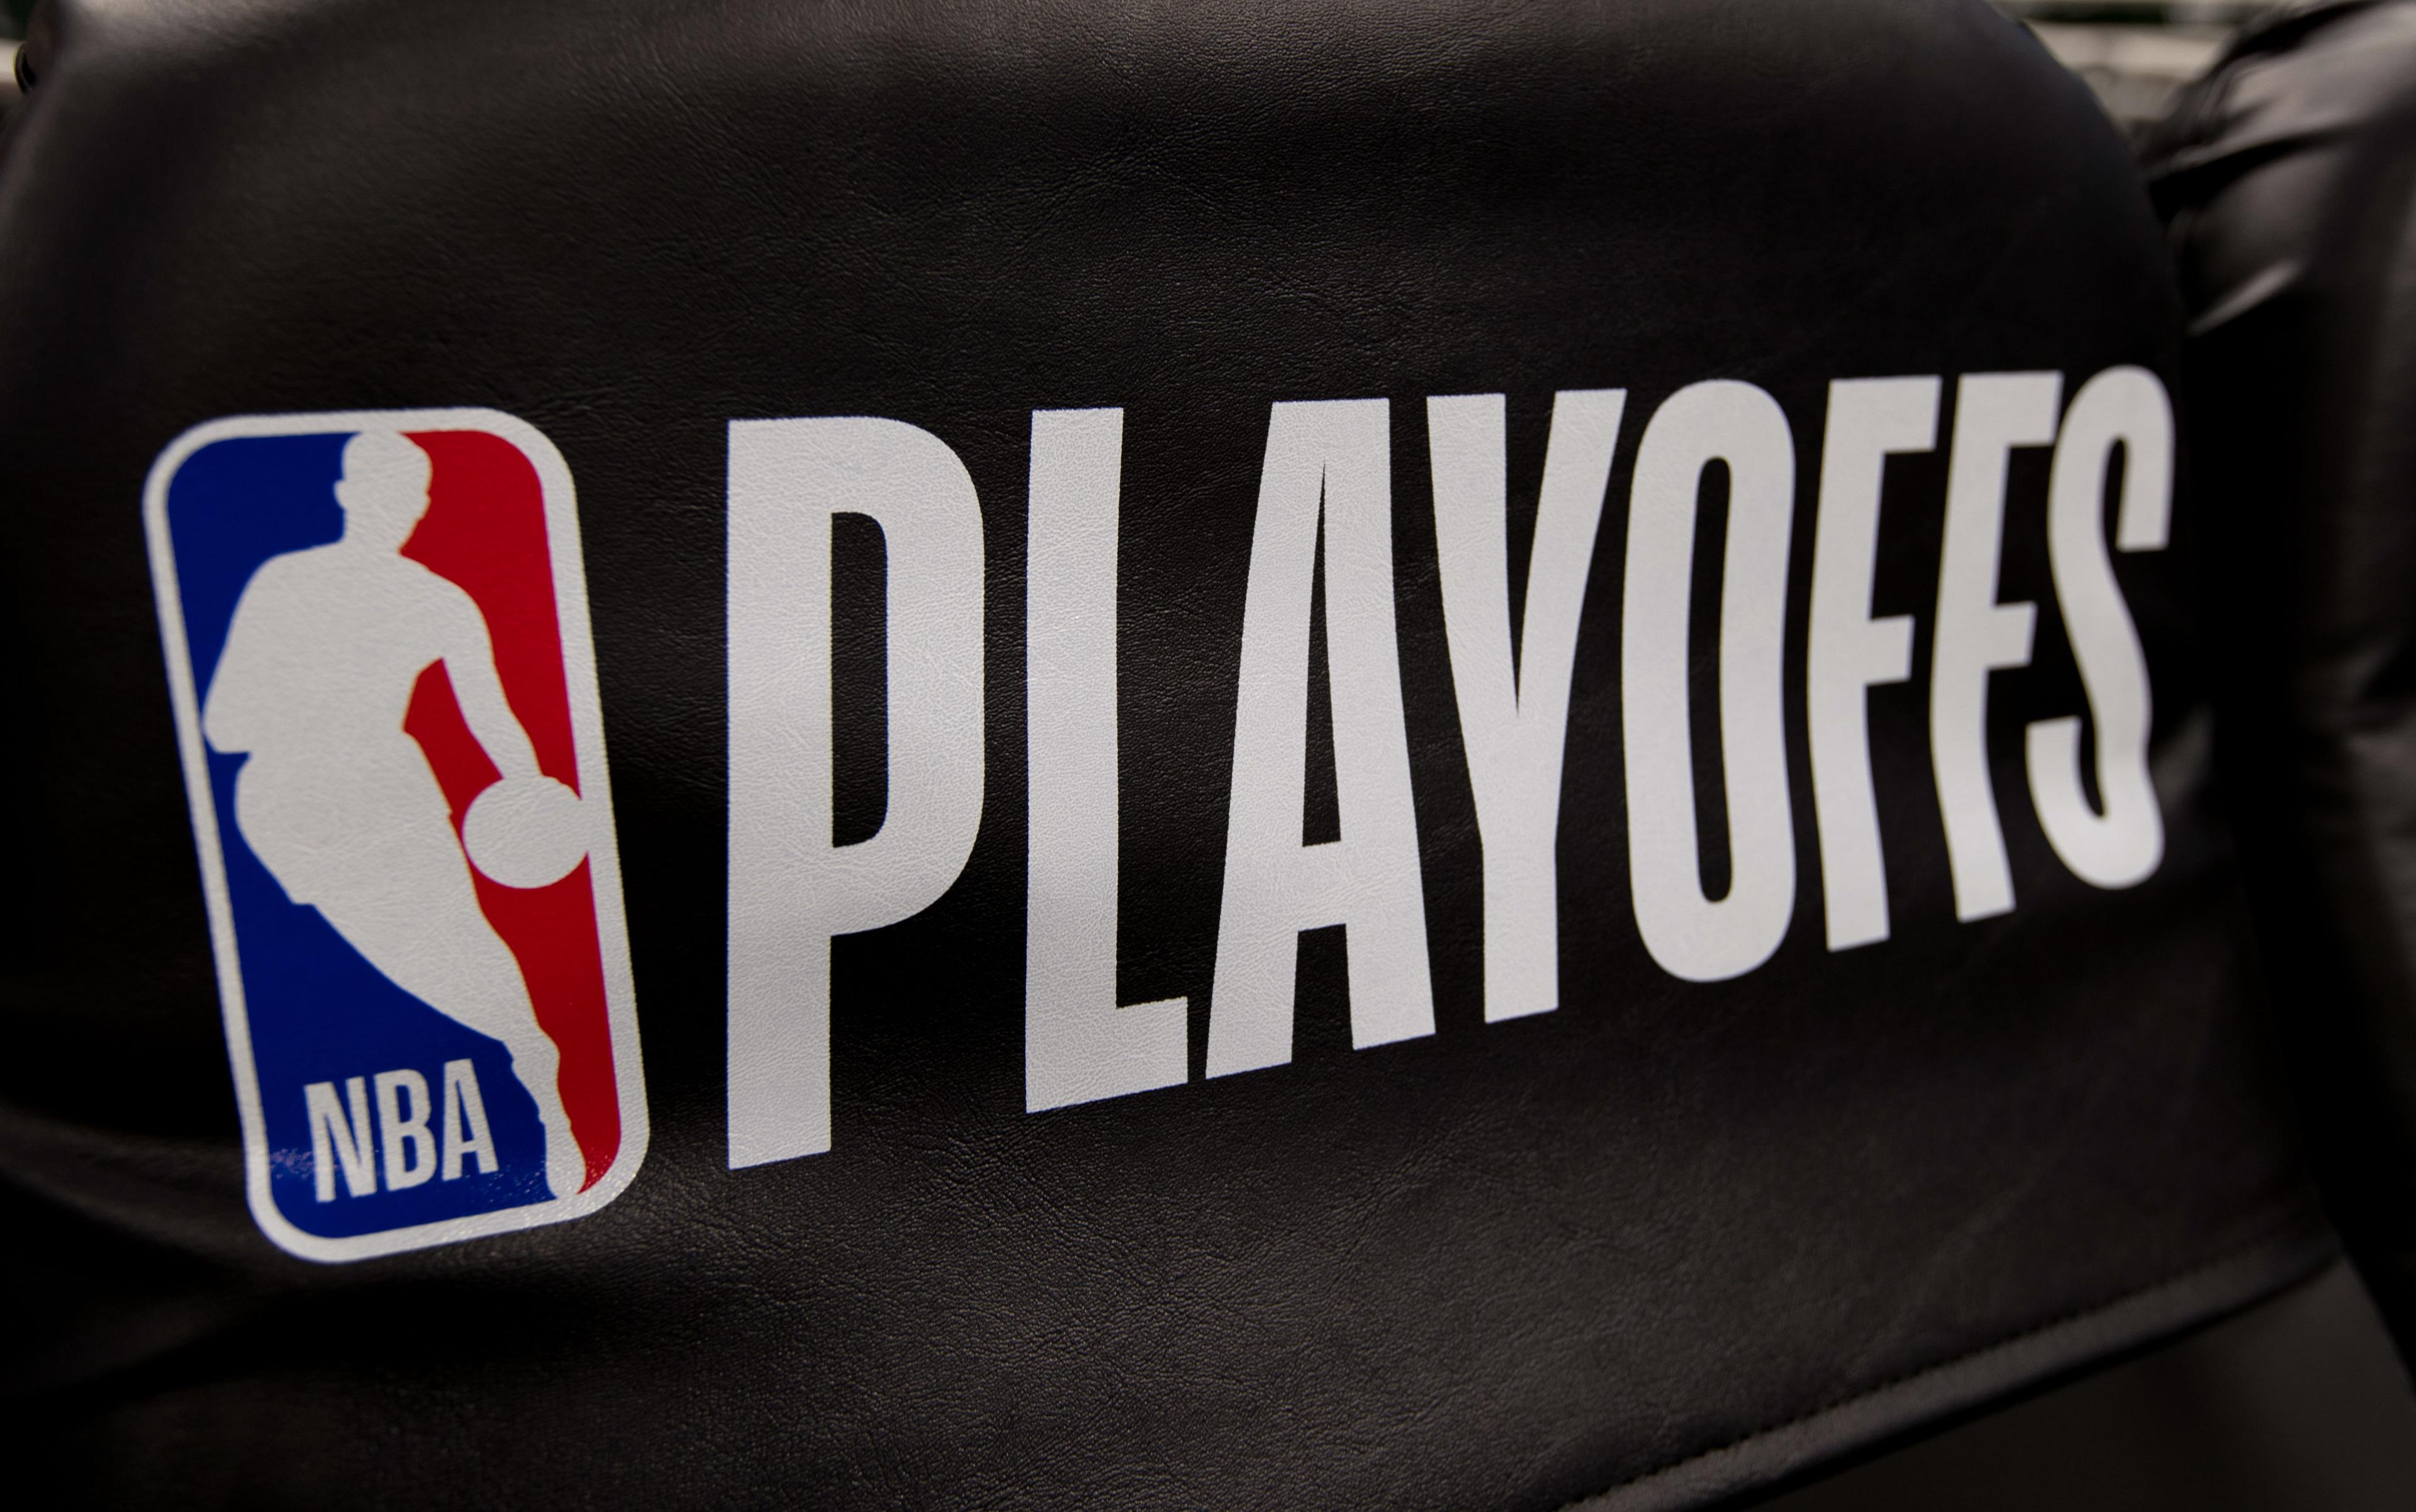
left=144, top=408, right=646, bottom=1262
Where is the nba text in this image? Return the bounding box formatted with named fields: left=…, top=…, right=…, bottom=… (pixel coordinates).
left=305, top=1060, right=500, bottom=1201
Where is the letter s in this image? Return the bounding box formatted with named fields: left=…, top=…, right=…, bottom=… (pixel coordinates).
left=2027, top=366, right=2172, bottom=890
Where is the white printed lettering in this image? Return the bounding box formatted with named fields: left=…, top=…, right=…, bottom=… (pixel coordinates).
left=1807, top=377, right=1937, bottom=950
left=1931, top=373, right=2057, bottom=921
left=1026, top=408, right=1189, bottom=1111
left=305, top=1077, right=378, bottom=1202
left=1428, top=389, right=1624, bottom=1020
left=440, top=1058, right=500, bottom=1180
left=726, top=417, right=986, bottom=1167
left=1208, top=400, right=1434, bottom=1076
left=1622, top=381, right=1798, bottom=982
left=2028, top=366, right=2172, bottom=888
left=374, top=1068, right=436, bottom=1190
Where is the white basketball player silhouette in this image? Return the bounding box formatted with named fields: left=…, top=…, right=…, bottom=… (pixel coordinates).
left=204, top=432, right=588, bottom=1201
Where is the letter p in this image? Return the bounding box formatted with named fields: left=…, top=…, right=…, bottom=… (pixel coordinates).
left=725, top=417, right=986, bottom=1168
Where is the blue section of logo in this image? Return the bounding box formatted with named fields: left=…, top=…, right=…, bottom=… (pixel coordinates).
left=168, top=435, right=547, bottom=1237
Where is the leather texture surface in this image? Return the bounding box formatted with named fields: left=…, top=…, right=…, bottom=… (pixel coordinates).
left=0, top=2, right=2331, bottom=1507
left=1751, top=1257, right=2416, bottom=1511
left=2145, top=0, right=2416, bottom=1358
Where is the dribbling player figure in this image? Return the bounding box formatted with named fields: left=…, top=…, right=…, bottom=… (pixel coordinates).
left=204, top=431, right=588, bottom=1199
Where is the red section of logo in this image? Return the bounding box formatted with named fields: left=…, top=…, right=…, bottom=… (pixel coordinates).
left=397, top=430, right=618, bottom=1190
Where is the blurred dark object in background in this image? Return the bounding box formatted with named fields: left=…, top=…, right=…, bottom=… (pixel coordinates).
left=1998, top=3, right=2271, bottom=132
left=2142, top=0, right=2416, bottom=1363
left=1, top=1, right=28, bottom=125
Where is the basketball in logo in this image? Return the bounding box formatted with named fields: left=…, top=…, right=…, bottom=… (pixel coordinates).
left=144, top=408, right=646, bottom=1261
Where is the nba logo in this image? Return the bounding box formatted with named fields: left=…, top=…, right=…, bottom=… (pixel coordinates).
left=143, top=408, right=646, bottom=1261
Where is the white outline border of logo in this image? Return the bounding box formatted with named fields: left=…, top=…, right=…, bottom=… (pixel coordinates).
left=143, top=407, right=649, bottom=1263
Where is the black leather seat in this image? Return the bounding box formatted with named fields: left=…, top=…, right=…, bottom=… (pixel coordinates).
left=1762, top=8, right=2416, bottom=1503
left=2145, top=0, right=2416, bottom=1363
left=2, top=1, right=2410, bottom=1507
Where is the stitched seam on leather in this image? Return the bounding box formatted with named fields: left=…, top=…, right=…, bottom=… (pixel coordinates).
left=1548, top=1224, right=2333, bottom=1512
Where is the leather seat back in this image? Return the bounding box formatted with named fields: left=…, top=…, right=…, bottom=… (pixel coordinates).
left=0, top=3, right=2346, bottom=1506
